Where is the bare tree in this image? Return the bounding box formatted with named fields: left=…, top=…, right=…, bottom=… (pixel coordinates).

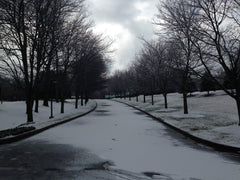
left=141, top=39, right=179, bottom=108
left=0, top=0, right=53, bottom=122
left=34, top=0, right=65, bottom=112
left=156, top=0, right=201, bottom=114
left=0, top=0, right=86, bottom=122
left=41, top=0, right=85, bottom=107
left=137, top=46, right=158, bottom=105
left=190, top=0, right=240, bottom=125
left=134, top=57, right=150, bottom=103
left=71, top=31, right=110, bottom=107
left=158, top=42, right=177, bottom=108
left=57, top=14, right=88, bottom=113
left=108, top=71, right=129, bottom=99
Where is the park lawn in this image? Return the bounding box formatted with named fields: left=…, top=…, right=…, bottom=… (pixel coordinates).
left=117, top=90, right=240, bottom=148
left=0, top=99, right=95, bottom=132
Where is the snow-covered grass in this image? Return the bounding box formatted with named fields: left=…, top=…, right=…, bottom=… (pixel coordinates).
left=0, top=99, right=96, bottom=132
left=116, top=90, right=240, bottom=148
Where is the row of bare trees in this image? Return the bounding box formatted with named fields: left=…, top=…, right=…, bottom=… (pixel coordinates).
left=108, top=0, right=240, bottom=125
left=158, top=0, right=240, bottom=124
left=0, top=0, right=110, bottom=122
left=108, top=40, right=185, bottom=107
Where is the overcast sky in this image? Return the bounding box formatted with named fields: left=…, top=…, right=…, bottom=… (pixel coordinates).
left=86, top=0, right=159, bottom=72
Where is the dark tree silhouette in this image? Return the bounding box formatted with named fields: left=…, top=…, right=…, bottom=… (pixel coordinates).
left=200, top=72, right=216, bottom=95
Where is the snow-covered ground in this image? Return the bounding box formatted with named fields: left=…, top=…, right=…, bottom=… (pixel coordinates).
left=29, top=100, right=240, bottom=180
left=0, top=99, right=96, bottom=131
left=116, top=90, right=240, bottom=148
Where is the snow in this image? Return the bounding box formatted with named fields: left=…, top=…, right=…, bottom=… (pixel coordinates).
left=1, top=93, right=240, bottom=179
left=171, top=113, right=205, bottom=119
left=30, top=100, right=240, bottom=180
left=116, top=90, right=240, bottom=148
left=0, top=99, right=96, bottom=131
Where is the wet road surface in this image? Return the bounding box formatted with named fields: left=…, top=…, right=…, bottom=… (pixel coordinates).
left=0, top=100, right=240, bottom=179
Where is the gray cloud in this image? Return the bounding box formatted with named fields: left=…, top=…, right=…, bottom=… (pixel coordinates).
left=88, top=0, right=138, bottom=22
left=87, top=0, right=159, bottom=71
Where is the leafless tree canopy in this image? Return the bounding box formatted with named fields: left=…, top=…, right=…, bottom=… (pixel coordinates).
left=108, top=0, right=240, bottom=125
left=0, top=0, right=111, bottom=122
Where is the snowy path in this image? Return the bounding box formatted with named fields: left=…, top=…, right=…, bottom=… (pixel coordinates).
left=0, top=100, right=239, bottom=179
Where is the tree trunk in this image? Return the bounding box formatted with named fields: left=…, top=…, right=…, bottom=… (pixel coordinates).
left=81, top=93, right=84, bottom=106
left=236, top=87, right=240, bottom=126
left=43, top=70, right=50, bottom=107
left=144, top=94, right=146, bottom=103
left=236, top=99, right=240, bottom=126
left=43, top=67, right=51, bottom=107
left=34, top=87, right=39, bottom=113
left=25, top=84, right=34, bottom=122
left=55, top=53, right=59, bottom=103
left=129, top=95, right=131, bottom=101
left=26, top=98, right=33, bottom=122
left=151, top=94, right=154, bottom=105
left=34, top=98, right=39, bottom=113
left=85, top=92, right=89, bottom=105
left=164, top=93, right=168, bottom=109
left=43, top=97, right=49, bottom=106
left=61, top=97, right=64, bottom=113
left=183, top=92, right=188, bottom=114
left=182, top=73, right=188, bottom=114
left=55, top=84, right=59, bottom=103
left=75, top=94, right=79, bottom=109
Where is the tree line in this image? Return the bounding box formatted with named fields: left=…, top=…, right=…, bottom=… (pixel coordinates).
left=108, top=0, right=240, bottom=125
left=0, top=0, right=110, bottom=122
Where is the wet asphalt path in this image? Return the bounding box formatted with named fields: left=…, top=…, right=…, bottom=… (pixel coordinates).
left=0, top=100, right=239, bottom=180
